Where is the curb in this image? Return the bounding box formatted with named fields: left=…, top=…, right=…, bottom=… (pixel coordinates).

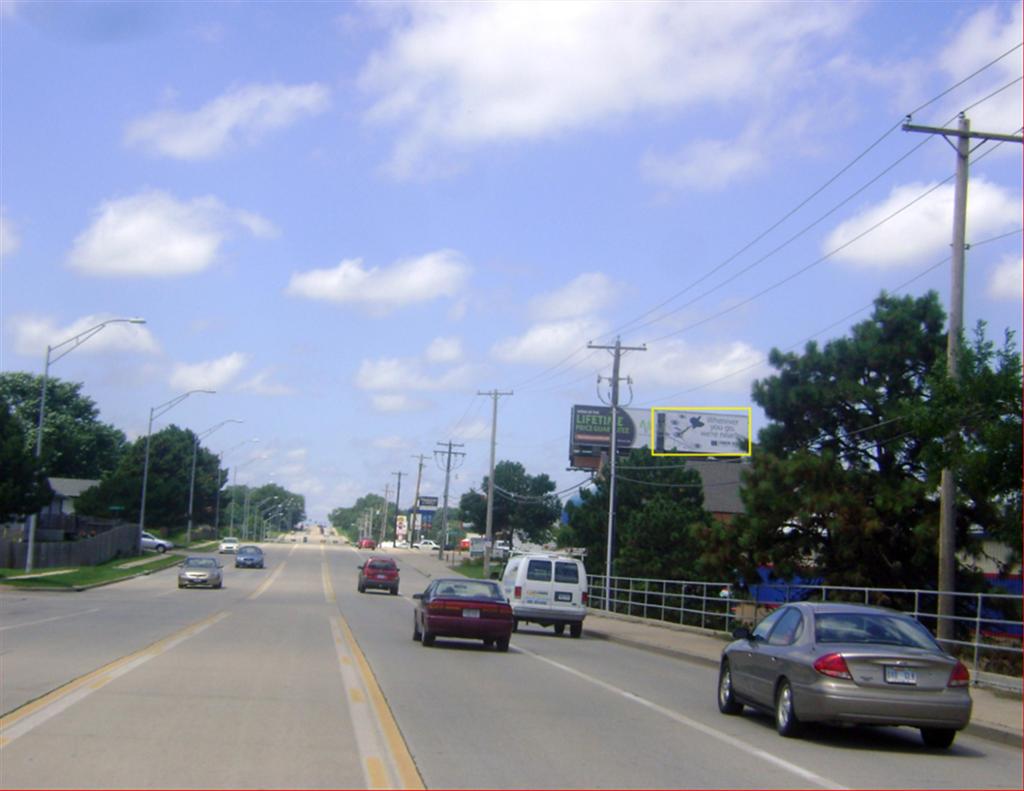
left=0, top=563, right=179, bottom=593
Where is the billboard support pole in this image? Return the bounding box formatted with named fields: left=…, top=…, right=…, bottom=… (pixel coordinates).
left=589, top=336, right=646, bottom=611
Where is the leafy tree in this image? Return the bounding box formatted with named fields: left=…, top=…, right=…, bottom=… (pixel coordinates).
left=458, top=461, right=562, bottom=548
left=330, top=494, right=389, bottom=541
left=566, top=449, right=713, bottom=578
left=75, top=425, right=224, bottom=530
left=0, top=395, right=52, bottom=520
left=0, top=372, right=127, bottom=479
left=705, top=292, right=1021, bottom=589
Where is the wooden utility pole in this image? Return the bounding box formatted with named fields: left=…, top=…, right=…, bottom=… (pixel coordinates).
left=479, top=389, right=513, bottom=578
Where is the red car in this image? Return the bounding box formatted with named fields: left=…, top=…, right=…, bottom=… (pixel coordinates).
left=413, top=578, right=513, bottom=651
left=357, top=538, right=377, bottom=549
left=358, top=556, right=399, bottom=595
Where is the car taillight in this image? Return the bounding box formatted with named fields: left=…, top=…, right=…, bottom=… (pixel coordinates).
left=582, top=591, right=588, bottom=606
left=948, top=660, right=970, bottom=687
left=813, top=653, right=853, bottom=680
left=514, top=586, right=522, bottom=599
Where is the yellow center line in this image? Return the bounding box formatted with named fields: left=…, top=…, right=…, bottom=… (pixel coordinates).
left=248, top=561, right=286, bottom=600
left=322, top=559, right=336, bottom=604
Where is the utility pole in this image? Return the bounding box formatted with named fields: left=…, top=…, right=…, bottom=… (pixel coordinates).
left=479, top=389, right=513, bottom=579
left=435, top=441, right=466, bottom=561
left=588, top=336, right=646, bottom=611
left=379, top=483, right=391, bottom=545
left=392, top=471, right=405, bottom=545
left=409, top=454, right=427, bottom=545
left=903, top=114, right=1023, bottom=643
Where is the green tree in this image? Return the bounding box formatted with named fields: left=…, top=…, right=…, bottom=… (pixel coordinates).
left=707, top=292, right=1021, bottom=589
left=330, top=493, right=389, bottom=542
left=0, top=373, right=128, bottom=479
left=458, top=460, right=562, bottom=547
left=0, top=395, right=52, bottom=520
left=566, top=449, right=713, bottom=578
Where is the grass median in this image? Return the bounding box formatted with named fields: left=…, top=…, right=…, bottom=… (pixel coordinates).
left=0, top=552, right=184, bottom=590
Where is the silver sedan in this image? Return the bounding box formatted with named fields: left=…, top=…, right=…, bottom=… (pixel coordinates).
left=178, top=556, right=224, bottom=589
left=718, top=601, right=972, bottom=748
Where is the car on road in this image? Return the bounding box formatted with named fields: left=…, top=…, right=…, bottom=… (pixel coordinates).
left=178, top=556, right=224, bottom=589
left=413, top=578, right=513, bottom=651
left=140, top=531, right=174, bottom=553
left=218, top=536, right=240, bottom=554
left=357, top=538, right=377, bottom=550
left=358, top=556, right=399, bottom=594
left=717, top=602, right=972, bottom=748
left=412, top=539, right=439, bottom=551
left=501, top=553, right=588, bottom=637
left=235, top=545, right=265, bottom=569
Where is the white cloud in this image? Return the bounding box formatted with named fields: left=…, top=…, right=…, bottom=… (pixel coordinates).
left=528, top=273, right=617, bottom=321
left=825, top=179, right=1022, bottom=268
left=370, top=393, right=426, bottom=413
left=372, top=435, right=407, bottom=450
left=169, top=352, right=248, bottom=391
left=452, top=418, right=489, bottom=442
left=356, top=357, right=473, bottom=392
left=632, top=339, right=766, bottom=392
left=238, top=368, right=296, bottom=396
left=642, top=129, right=766, bottom=192
left=492, top=317, right=605, bottom=364
left=8, top=313, right=159, bottom=357
left=0, top=211, right=19, bottom=259
left=988, top=256, right=1023, bottom=300
left=68, top=190, right=276, bottom=278
left=937, top=4, right=1022, bottom=135
left=125, top=82, right=330, bottom=159
left=286, top=249, right=469, bottom=313
left=425, top=336, right=463, bottom=363
left=359, top=2, right=849, bottom=176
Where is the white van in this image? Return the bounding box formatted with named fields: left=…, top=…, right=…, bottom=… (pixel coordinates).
left=501, top=553, right=588, bottom=638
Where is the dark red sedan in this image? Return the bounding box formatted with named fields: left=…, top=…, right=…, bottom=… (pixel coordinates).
left=413, top=578, right=513, bottom=651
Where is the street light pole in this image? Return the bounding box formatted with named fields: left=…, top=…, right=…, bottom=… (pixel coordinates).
left=138, top=389, right=215, bottom=550
left=187, top=419, right=243, bottom=546
left=24, top=317, right=146, bottom=572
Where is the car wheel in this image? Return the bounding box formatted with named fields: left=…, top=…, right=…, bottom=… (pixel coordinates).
left=178, top=582, right=185, bottom=589
left=496, top=636, right=510, bottom=652
left=157, top=545, right=167, bottom=554
left=358, top=584, right=365, bottom=593
left=920, top=728, right=956, bottom=749
left=717, top=661, right=743, bottom=715
left=774, top=679, right=801, bottom=737
left=512, top=618, right=519, bottom=632
left=215, top=581, right=223, bottom=589
left=554, top=623, right=566, bottom=636
left=422, top=630, right=435, bottom=647
left=390, top=586, right=399, bottom=596
left=483, top=638, right=494, bottom=647
left=570, top=622, right=583, bottom=639
left=412, top=618, right=422, bottom=642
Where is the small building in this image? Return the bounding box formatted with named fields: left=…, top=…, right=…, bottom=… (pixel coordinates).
left=43, top=477, right=99, bottom=517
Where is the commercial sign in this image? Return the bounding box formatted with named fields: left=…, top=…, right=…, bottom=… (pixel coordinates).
left=417, top=496, right=439, bottom=510
left=569, top=405, right=652, bottom=468
left=652, top=407, right=751, bottom=456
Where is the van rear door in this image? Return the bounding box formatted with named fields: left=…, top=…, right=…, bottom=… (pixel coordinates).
left=551, top=559, right=585, bottom=616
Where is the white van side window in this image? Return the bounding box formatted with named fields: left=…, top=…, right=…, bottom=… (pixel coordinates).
left=554, top=562, right=579, bottom=584
left=526, top=559, right=552, bottom=581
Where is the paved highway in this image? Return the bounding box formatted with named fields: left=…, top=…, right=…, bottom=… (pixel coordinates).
left=1, top=541, right=1021, bottom=789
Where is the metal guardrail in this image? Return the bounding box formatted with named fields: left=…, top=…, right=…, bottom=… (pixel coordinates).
left=587, top=574, right=1023, bottom=683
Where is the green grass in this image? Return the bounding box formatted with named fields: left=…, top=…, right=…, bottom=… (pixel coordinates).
left=0, top=553, right=183, bottom=589
left=455, top=557, right=505, bottom=580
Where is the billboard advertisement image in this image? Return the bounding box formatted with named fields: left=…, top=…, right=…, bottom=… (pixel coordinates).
left=653, top=407, right=751, bottom=456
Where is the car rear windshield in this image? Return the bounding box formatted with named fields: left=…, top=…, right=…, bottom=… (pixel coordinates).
left=554, top=562, right=579, bottom=583
left=434, top=581, right=504, bottom=600
left=527, top=560, right=552, bottom=581
left=368, top=560, right=396, bottom=570
left=814, top=612, right=939, bottom=650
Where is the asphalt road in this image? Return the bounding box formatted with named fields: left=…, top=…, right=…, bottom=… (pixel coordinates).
left=1, top=540, right=1021, bottom=790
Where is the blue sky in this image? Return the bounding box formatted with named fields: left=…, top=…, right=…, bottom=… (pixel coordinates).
left=2, top=1, right=1021, bottom=522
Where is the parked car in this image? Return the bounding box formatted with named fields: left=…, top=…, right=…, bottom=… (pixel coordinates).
left=357, top=556, right=400, bottom=595
left=357, top=538, right=377, bottom=550
left=413, top=578, right=513, bottom=651
left=717, top=602, right=972, bottom=748
left=235, top=545, right=265, bottom=569
left=501, top=554, right=588, bottom=637
left=218, top=537, right=240, bottom=554
left=412, top=539, right=439, bottom=551
left=178, top=556, right=224, bottom=589
left=140, top=531, right=173, bottom=553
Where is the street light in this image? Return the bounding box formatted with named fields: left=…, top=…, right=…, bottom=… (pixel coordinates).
left=24, top=316, right=146, bottom=572
left=138, top=389, right=215, bottom=547
left=187, top=419, right=243, bottom=546
left=215, top=438, right=259, bottom=535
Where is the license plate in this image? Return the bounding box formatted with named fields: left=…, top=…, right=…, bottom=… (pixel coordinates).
left=462, top=609, right=480, bottom=618
left=884, top=666, right=917, bottom=685
left=555, top=591, right=573, bottom=602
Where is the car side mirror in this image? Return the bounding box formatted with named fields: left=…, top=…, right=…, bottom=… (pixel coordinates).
left=357, top=564, right=364, bottom=570
left=216, top=561, right=223, bottom=568
left=412, top=593, right=423, bottom=600
left=732, top=626, right=752, bottom=640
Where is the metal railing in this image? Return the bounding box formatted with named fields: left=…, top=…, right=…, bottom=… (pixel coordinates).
left=587, top=574, right=1023, bottom=682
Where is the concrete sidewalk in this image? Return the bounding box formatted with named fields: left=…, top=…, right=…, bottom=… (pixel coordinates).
left=389, top=547, right=1021, bottom=748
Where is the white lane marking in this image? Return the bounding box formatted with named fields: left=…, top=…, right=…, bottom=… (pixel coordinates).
left=516, top=645, right=847, bottom=790
left=0, top=608, right=101, bottom=632
left=0, top=611, right=230, bottom=748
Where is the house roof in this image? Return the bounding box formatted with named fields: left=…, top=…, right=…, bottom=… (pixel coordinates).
left=686, top=460, right=747, bottom=514
left=47, top=477, right=100, bottom=498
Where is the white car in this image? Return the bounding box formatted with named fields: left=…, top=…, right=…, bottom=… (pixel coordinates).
left=140, top=531, right=174, bottom=553
left=413, top=540, right=439, bottom=550
left=218, top=536, right=240, bottom=554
